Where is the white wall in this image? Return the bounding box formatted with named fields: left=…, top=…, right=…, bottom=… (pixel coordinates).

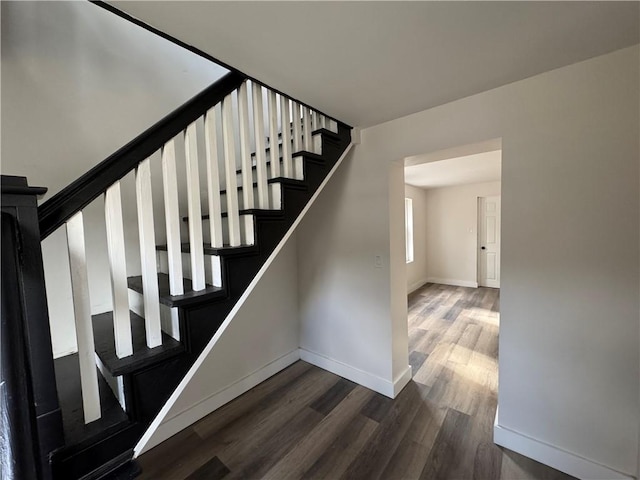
left=297, top=45, right=639, bottom=477
left=1, top=1, right=227, bottom=357
left=423, top=181, right=501, bottom=288
left=404, top=184, right=429, bottom=292
left=137, top=233, right=300, bottom=454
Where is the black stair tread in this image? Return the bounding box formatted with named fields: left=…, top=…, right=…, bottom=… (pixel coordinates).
left=54, top=353, right=130, bottom=449
left=184, top=207, right=282, bottom=222
left=292, top=150, right=324, bottom=163
left=268, top=177, right=308, bottom=189
left=184, top=179, right=306, bottom=222
left=272, top=125, right=337, bottom=141
left=127, top=273, right=226, bottom=308
left=93, top=310, right=184, bottom=376
left=220, top=208, right=284, bottom=219
left=219, top=175, right=310, bottom=195
left=155, top=243, right=258, bottom=258
left=311, top=127, right=340, bottom=140
left=235, top=149, right=325, bottom=175
left=219, top=182, right=258, bottom=196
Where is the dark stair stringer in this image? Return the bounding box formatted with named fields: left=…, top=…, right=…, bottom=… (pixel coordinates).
left=49, top=123, right=351, bottom=479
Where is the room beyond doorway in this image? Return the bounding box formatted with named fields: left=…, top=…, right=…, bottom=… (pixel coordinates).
left=404, top=139, right=502, bottom=294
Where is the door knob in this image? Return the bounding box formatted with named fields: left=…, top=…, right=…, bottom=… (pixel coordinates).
left=481, top=246, right=486, bottom=250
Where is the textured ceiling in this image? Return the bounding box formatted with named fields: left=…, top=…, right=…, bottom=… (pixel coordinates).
left=109, top=1, right=640, bottom=127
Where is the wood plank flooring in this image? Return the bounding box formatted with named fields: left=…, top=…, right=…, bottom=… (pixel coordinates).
left=137, top=284, right=575, bottom=479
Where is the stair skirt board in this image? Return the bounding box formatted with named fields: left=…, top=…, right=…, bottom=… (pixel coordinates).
left=133, top=142, right=355, bottom=456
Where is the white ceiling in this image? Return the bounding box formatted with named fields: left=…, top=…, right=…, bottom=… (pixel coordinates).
left=405, top=150, right=502, bottom=189
left=109, top=1, right=639, bottom=128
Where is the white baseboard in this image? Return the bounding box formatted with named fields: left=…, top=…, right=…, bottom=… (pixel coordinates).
left=427, top=277, right=478, bottom=288
left=393, top=365, right=413, bottom=397
left=493, top=408, right=634, bottom=480
left=299, top=348, right=410, bottom=399
left=138, top=349, right=300, bottom=455
left=408, top=278, right=429, bottom=293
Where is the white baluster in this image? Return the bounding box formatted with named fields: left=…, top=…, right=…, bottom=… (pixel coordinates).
left=292, top=101, right=302, bottom=153
left=280, top=96, right=293, bottom=179
left=161, top=140, right=184, bottom=296
left=303, top=106, right=312, bottom=152
left=104, top=182, right=133, bottom=358
left=320, top=114, right=327, bottom=130
left=312, top=110, right=319, bottom=132
left=184, top=122, right=206, bottom=291
left=268, top=90, right=281, bottom=179
left=136, top=158, right=162, bottom=348
left=66, top=212, right=101, bottom=423
left=222, top=95, right=241, bottom=246
left=205, top=107, right=224, bottom=249
left=205, top=107, right=224, bottom=288
left=238, top=82, right=255, bottom=210
left=251, top=82, right=269, bottom=209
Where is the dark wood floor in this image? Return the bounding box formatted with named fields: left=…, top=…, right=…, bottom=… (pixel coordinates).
left=137, top=283, right=575, bottom=479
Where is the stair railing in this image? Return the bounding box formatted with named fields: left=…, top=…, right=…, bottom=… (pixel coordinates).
left=30, top=71, right=338, bottom=427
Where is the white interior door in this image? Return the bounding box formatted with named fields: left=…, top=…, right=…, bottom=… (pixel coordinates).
left=478, top=196, right=501, bottom=288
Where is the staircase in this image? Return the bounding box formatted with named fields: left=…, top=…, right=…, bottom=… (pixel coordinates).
left=1, top=67, right=351, bottom=479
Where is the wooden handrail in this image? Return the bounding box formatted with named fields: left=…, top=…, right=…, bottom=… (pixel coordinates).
left=38, top=71, right=246, bottom=239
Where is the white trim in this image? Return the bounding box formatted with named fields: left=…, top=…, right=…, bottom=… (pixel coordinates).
left=493, top=408, right=634, bottom=480
left=299, top=348, right=411, bottom=399
left=408, top=278, right=429, bottom=293
left=139, top=349, right=300, bottom=454
left=426, top=277, right=478, bottom=288
left=393, top=365, right=413, bottom=397
left=134, top=142, right=356, bottom=457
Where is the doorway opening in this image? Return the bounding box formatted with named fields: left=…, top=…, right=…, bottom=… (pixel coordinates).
left=401, top=139, right=502, bottom=452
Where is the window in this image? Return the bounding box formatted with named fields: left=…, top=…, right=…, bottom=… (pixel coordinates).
left=405, top=198, right=414, bottom=263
